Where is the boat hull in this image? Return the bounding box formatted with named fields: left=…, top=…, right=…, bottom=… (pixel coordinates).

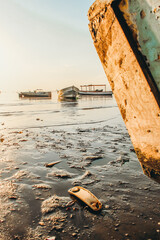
left=79, top=91, right=112, bottom=96
left=19, top=91, right=52, bottom=98
left=88, top=0, right=160, bottom=180
left=58, top=86, right=79, bottom=100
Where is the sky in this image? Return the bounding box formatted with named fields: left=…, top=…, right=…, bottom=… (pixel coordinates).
left=0, top=0, right=110, bottom=91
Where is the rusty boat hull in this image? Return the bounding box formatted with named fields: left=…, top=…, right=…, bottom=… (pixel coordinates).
left=88, top=0, right=160, bottom=180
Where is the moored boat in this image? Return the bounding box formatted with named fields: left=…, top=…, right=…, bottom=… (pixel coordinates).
left=79, top=84, right=112, bottom=96
left=19, top=89, right=52, bottom=98
left=57, top=86, right=79, bottom=100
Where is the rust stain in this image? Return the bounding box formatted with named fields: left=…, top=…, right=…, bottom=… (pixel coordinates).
left=136, top=148, right=160, bottom=182
left=140, top=10, right=146, bottom=19
left=119, top=58, right=123, bottom=67
left=120, top=104, right=127, bottom=121
left=118, top=0, right=139, bottom=45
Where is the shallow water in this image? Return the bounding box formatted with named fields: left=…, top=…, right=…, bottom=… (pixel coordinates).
left=0, top=92, right=119, bottom=130
left=0, top=91, right=159, bottom=240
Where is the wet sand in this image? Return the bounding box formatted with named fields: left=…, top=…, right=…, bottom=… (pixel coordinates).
left=0, top=93, right=160, bottom=240
left=0, top=121, right=160, bottom=240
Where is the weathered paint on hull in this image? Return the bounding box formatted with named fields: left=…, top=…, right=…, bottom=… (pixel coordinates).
left=19, top=92, right=52, bottom=98
left=88, top=0, right=160, bottom=180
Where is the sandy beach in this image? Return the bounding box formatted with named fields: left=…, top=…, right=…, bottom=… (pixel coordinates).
left=0, top=92, right=159, bottom=240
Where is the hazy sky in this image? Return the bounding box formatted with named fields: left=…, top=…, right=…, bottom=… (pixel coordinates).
left=0, top=0, right=110, bottom=91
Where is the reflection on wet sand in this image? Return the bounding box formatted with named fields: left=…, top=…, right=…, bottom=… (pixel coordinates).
left=59, top=100, right=78, bottom=107
left=79, top=95, right=113, bottom=101
left=0, top=123, right=160, bottom=240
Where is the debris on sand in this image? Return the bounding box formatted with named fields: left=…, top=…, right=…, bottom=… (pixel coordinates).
left=0, top=180, right=31, bottom=232
left=72, top=170, right=97, bottom=186
left=109, top=155, right=129, bottom=166
left=44, top=211, right=67, bottom=230
left=84, top=155, right=103, bottom=161
left=32, top=184, right=52, bottom=189
left=0, top=181, right=19, bottom=210
left=45, top=161, right=61, bottom=168
left=81, top=155, right=103, bottom=166
left=39, top=195, right=68, bottom=231
left=68, top=186, right=102, bottom=211
left=0, top=96, right=160, bottom=240
left=47, top=168, right=74, bottom=178
left=11, top=170, right=40, bottom=181
left=46, top=237, right=56, bottom=240
left=8, top=194, right=18, bottom=199
left=72, top=178, right=96, bottom=186
left=65, top=200, right=75, bottom=207
left=41, top=195, right=70, bottom=214
left=81, top=170, right=92, bottom=179
left=11, top=170, right=29, bottom=179
left=83, top=155, right=103, bottom=162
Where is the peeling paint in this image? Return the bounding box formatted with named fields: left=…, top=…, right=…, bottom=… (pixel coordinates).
left=118, top=0, right=160, bottom=91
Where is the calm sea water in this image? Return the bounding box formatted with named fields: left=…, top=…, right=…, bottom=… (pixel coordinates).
left=0, top=91, right=123, bottom=130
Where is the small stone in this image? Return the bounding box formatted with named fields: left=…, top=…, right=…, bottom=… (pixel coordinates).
left=46, top=237, right=56, bottom=240
left=9, top=195, right=17, bottom=199
left=105, top=205, right=110, bottom=209
left=10, top=208, right=16, bottom=211
left=73, top=207, right=78, bottom=211
left=39, top=221, right=45, bottom=226
left=22, top=162, right=27, bottom=165
left=72, top=233, right=77, bottom=237
left=45, top=161, right=61, bottom=168
left=84, top=225, right=89, bottom=228
left=66, top=207, right=71, bottom=211
left=114, top=223, right=120, bottom=227
left=66, top=201, right=75, bottom=207
left=33, top=184, right=52, bottom=189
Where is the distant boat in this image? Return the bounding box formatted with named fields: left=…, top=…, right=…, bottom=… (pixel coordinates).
left=19, top=89, right=52, bottom=98
left=57, top=86, right=79, bottom=100
left=79, top=84, right=112, bottom=96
